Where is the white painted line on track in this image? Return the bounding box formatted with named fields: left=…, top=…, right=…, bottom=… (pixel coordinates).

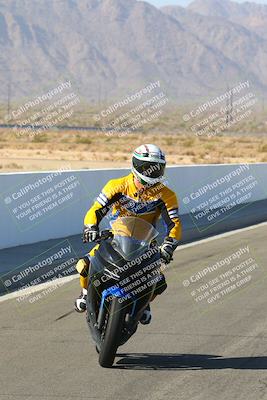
left=0, top=220, right=267, bottom=303
left=176, top=220, right=267, bottom=252
left=0, top=274, right=78, bottom=303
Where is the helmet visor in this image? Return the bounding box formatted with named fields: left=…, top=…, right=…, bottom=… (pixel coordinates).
left=132, top=158, right=165, bottom=180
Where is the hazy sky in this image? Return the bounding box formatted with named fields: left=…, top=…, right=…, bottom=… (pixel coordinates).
left=143, top=0, right=267, bottom=7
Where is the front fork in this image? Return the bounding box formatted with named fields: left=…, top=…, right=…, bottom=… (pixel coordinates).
left=96, top=286, right=131, bottom=330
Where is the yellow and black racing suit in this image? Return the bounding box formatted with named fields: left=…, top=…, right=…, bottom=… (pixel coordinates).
left=77, top=172, right=182, bottom=294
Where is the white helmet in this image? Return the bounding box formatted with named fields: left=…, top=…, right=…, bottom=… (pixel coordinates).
left=132, top=144, right=166, bottom=185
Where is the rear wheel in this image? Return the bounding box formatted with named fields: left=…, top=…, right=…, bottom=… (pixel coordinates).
left=99, top=298, right=126, bottom=368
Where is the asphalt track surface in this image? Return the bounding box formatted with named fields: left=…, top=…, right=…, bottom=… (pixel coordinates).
left=0, top=223, right=267, bottom=400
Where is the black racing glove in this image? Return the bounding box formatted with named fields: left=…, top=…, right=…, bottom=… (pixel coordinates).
left=83, top=225, right=99, bottom=243
left=160, top=237, right=179, bottom=264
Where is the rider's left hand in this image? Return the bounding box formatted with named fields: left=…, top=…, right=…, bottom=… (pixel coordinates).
left=160, top=237, right=179, bottom=264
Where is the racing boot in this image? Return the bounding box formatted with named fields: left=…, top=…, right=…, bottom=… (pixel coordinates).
left=140, top=303, right=152, bottom=325
left=74, top=257, right=90, bottom=313
left=75, top=288, right=87, bottom=313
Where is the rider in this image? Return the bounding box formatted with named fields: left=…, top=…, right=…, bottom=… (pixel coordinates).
left=75, top=144, right=182, bottom=324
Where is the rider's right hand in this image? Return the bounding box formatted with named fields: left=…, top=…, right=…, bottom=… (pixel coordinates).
left=83, top=225, right=99, bottom=243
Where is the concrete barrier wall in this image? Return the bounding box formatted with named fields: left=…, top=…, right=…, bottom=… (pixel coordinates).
left=0, top=163, right=266, bottom=250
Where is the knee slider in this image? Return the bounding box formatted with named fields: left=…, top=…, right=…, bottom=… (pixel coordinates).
left=76, top=257, right=90, bottom=278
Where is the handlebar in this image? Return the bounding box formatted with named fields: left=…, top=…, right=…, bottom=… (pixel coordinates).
left=82, top=229, right=113, bottom=244
left=96, top=229, right=113, bottom=242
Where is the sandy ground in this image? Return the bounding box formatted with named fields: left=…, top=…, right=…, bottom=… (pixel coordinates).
left=0, top=129, right=266, bottom=172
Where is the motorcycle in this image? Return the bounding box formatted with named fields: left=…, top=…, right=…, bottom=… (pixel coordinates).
left=85, top=216, right=162, bottom=368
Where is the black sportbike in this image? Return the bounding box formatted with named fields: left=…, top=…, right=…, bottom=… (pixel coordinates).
left=86, top=217, right=162, bottom=368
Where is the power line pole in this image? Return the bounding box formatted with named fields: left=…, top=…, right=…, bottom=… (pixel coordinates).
left=226, top=86, right=230, bottom=124
left=7, top=81, right=11, bottom=118
left=225, top=86, right=233, bottom=124
left=229, top=88, right=233, bottom=122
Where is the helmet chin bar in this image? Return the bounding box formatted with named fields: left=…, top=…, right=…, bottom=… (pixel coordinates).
left=132, top=168, right=163, bottom=185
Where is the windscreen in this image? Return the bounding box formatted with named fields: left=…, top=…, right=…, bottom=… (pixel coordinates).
left=111, top=217, right=158, bottom=261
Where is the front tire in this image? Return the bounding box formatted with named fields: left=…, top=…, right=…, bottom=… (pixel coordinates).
left=99, top=297, right=126, bottom=368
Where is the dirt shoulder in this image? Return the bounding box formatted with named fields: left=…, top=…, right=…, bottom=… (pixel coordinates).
left=0, top=130, right=266, bottom=172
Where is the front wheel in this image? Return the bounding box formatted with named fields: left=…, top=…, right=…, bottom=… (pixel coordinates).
left=99, top=297, right=126, bottom=368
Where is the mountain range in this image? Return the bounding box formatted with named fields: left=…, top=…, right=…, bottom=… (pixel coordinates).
left=188, top=0, right=267, bottom=39
left=0, top=0, right=267, bottom=104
